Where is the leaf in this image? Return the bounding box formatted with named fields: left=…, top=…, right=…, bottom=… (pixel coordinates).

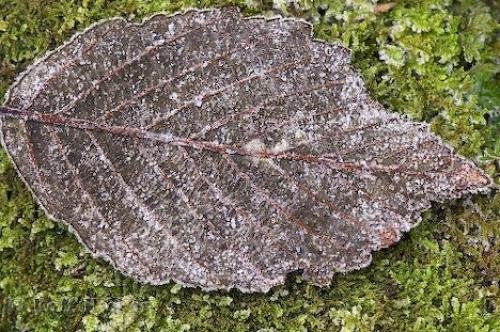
left=0, top=7, right=493, bottom=292
left=373, top=3, right=397, bottom=15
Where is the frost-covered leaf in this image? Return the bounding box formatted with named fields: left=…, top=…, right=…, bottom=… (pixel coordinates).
left=0, top=7, right=493, bottom=292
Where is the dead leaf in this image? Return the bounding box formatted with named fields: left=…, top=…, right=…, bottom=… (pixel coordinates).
left=374, top=2, right=397, bottom=14
left=0, top=7, right=492, bottom=292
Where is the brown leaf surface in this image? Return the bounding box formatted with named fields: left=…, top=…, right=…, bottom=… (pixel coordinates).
left=373, top=2, right=397, bottom=14
left=0, top=7, right=492, bottom=292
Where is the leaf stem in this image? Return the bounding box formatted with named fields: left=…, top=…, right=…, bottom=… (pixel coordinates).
left=0, top=106, right=450, bottom=177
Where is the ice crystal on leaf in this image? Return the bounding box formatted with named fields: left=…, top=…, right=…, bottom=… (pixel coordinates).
left=0, top=7, right=492, bottom=292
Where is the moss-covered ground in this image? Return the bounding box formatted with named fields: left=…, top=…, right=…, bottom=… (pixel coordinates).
left=0, top=0, right=499, bottom=331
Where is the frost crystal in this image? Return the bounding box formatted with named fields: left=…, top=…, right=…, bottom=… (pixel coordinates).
left=0, top=7, right=493, bottom=293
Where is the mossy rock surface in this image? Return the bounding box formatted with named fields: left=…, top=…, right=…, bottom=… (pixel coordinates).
left=0, top=0, right=498, bottom=331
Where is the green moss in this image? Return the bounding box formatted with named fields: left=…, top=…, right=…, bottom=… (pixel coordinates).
left=0, top=0, right=498, bottom=331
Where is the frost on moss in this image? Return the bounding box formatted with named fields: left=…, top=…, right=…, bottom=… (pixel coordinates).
left=0, top=0, right=498, bottom=331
